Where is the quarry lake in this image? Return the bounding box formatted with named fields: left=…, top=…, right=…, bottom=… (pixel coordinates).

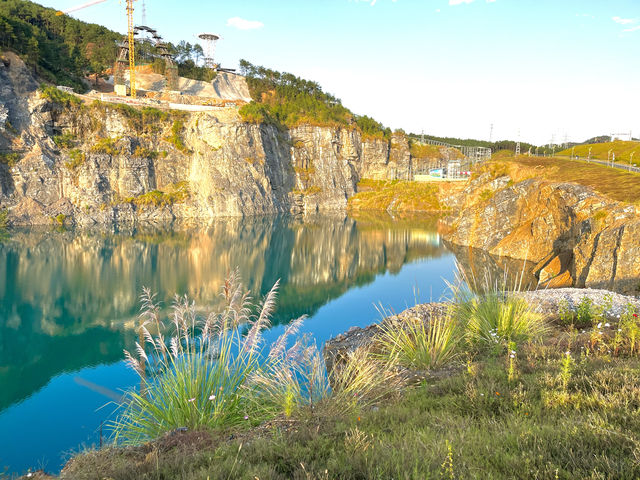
left=0, top=213, right=459, bottom=475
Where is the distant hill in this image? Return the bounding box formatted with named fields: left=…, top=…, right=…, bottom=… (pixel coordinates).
left=407, top=133, right=540, bottom=155
left=557, top=140, right=640, bottom=166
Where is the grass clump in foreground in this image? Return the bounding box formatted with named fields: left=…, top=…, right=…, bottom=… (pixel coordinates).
left=110, top=272, right=399, bottom=446
left=64, top=268, right=640, bottom=479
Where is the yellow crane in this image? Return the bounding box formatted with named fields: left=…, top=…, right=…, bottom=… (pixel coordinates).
left=57, top=0, right=138, bottom=97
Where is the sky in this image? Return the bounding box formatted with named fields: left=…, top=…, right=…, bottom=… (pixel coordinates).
left=36, top=0, right=640, bottom=145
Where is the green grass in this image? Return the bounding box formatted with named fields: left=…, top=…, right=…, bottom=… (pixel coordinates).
left=63, top=345, right=640, bottom=480
left=64, top=149, right=86, bottom=170
left=489, top=156, right=640, bottom=204
left=57, top=273, right=640, bottom=480
left=165, top=120, right=190, bottom=153
left=39, top=84, right=83, bottom=107
left=90, top=137, right=121, bottom=156
left=53, top=132, right=77, bottom=149
left=557, top=140, right=640, bottom=166
left=376, top=314, right=461, bottom=370
left=349, top=179, right=443, bottom=212
left=124, top=182, right=191, bottom=208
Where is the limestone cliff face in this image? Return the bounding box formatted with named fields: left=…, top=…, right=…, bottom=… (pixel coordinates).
left=0, top=53, right=408, bottom=226
left=440, top=171, right=640, bottom=294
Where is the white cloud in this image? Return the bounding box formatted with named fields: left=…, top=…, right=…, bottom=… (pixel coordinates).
left=576, top=13, right=595, bottom=19
left=612, top=16, right=636, bottom=25
left=623, top=25, right=640, bottom=32
left=226, top=17, right=264, bottom=30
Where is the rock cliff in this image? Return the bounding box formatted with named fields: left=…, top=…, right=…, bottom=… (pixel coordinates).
left=439, top=169, right=640, bottom=294
left=0, top=52, right=411, bottom=226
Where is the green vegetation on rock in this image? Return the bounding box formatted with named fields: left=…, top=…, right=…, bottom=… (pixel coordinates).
left=238, top=60, right=390, bottom=138
left=65, top=149, right=86, bottom=170
left=124, top=182, right=190, bottom=208
left=0, top=152, right=21, bottom=167
left=39, top=84, right=82, bottom=107
left=90, top=137, right=120, bottom=156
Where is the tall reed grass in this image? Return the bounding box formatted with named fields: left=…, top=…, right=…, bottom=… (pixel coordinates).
left=112, top=271, right=403, bottom=444
left=112, top=272, right=295, bottom=444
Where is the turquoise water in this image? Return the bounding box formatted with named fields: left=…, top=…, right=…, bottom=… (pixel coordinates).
left=0, top=214, right=458, bottom=476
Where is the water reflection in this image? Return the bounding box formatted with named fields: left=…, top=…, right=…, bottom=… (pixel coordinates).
left=0, top=214, right=449, bottom=415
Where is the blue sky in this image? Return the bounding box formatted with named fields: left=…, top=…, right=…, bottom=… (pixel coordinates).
left=38, top=0, right=640, bottom=144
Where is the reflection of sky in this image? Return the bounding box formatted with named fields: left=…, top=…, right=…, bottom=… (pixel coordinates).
left=263, top=256, right=457, bottom=347
left=0, top=363, right=138, bottom=475
left=0, top=217, right=457, bottom=475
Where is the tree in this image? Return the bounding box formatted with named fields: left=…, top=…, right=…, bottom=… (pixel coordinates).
left=26, top=36, right=39, bottom=73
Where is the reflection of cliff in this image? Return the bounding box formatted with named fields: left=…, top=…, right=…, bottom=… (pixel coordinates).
left=0, top=214, right=449, bottom=411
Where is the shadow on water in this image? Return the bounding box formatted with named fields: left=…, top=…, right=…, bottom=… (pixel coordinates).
left=0, top=213, right=450, bottom=415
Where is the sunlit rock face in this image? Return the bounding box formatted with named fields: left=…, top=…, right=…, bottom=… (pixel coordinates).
left=0, top=54, right=414, bottom=225
left=440, top=173, right=640, bottom=294
left=0, top=214, right=448, bottom=411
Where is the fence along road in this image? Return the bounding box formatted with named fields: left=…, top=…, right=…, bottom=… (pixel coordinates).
left=551, top=155, right=640, bottom=174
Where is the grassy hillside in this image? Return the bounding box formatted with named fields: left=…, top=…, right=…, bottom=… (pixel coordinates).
left=557, top=140, right=640, bottom=166
left=480, top=155, right=640, bottom=204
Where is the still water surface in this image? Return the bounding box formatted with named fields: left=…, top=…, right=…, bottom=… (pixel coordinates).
left=0, top=214, right=458, bottom=475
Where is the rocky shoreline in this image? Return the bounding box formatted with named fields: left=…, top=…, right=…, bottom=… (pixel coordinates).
left=323, top=288, right=640, bottom=373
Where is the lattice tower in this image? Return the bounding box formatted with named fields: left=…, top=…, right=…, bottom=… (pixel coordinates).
left=198, top=33, right=220, bottom=68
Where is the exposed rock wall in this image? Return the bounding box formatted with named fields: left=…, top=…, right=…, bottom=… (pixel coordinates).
left=0, top=52, right=415, bottom=226
left=440, top=171, right=640, bottom=294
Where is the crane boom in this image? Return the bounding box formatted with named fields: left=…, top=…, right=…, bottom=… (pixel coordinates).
left=56, top=0, right=138, bottom=98
left=58, top=0, right=108, bottom=15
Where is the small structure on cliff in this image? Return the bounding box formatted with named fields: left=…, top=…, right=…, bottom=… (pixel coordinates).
left=114, top=25, right=179, bottom=94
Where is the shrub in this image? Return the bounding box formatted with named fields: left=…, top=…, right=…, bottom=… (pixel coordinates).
left=0, top=152, right=21, bottom=167
left=376, top=315, right=461, bottom=370
left=53, top=132, right=76, bottom=149
left=91, top=137, right=120, bottom=155
left=165, top=120, right=189, bottom=152
left=65, top=149, right=86, bottom=170
left=126, top=182, right=190, bottom=208
left=132, top=146, right=158, bottom=159
left=39, top=84, right=82, bottom=107
left=0, top=208, right=8, bottom=230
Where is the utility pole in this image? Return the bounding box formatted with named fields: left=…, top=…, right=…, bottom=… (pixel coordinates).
left=489, top=124, right=494, bottom=143
left=587, top=147, right=592, bottom=162
left=515, top=129, right=521, bottom=156
left=630, top=152, right=635, bottom=171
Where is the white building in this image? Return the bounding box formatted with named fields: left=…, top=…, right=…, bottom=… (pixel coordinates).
left=610, top=132, right=632, bottom=142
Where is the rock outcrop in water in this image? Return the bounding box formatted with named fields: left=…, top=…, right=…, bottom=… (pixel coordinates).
left=0, top=52, right=417, bottom=226
left=439, top=170, right=640, bottom=294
